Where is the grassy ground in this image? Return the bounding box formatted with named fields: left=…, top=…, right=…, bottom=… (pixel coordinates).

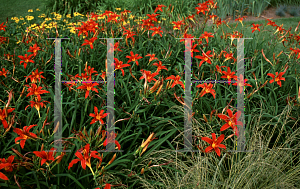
left=0, top=0, right=47, bottom=24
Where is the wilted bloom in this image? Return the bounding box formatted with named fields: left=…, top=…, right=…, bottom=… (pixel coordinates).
left=201, top=133, right=226, bottom=156
left=0, top=107, right=15, bottom=129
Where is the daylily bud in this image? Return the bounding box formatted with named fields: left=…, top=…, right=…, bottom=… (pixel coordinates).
left=141, top=133, right=155, bottom=148
left=141, top=168, right=145, bottom=174
left=156, top=84, right=163, bottom=96
left=108, top=153, right=116, bottom=165
left=203, top=114, right=208, bottom=123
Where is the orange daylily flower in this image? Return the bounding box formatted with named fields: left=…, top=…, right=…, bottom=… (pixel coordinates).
left=0, top=22, right=6, bottom=31
left=165, top=75, right=185, bottom=90
left=122, top=26, right=136, bottom=45
left=232, top=74, right=252, bottom=93
left=33, top=147, right=56, bottom=166
left=24, top=69, right=46, bottom=83
left=184, top=42, right=199, bottom=58
left=0, top=155, right=15, bottom=173
left=146, top=54, right=158, bottom=62
left=235, top=16, right=247, bottom=26
left=0, top=107, right=15, bottom=129
left=139, top=69, right=159, bottom=83
left=217, top=109, right=243, bottom=136
left=103, top=131, right=121, bottom=150
left=154, top=4, right=166, bottom=13
left=25, top=98, right=49, bottom=118
left=113, top=58, right=131, bottom=76
left=172, top=20, right=184, bottom=30
left=222, top=51, right=236, bottom=63
left=195, top=4, right=208, bottom=15
left=126, top=51, right=142, bottom=66
left=221, top=67, right=237, bottom=85
left=267, top=71, right=286, bottom=87
left=153, top=60, right=168, bottom=73
left=89, top=106, right=109, bottom=125
left=141, top=19, right=155, bottom=30
left=26, top=83, right=50, bottom=102
left=290, top=47, right=300, bottom=59
left=266, top=19, right=276, bottom=27
left=18, top=54, right=35, bottom=69
left=195, top=50, right=213, bottom=67
left=0, top=163, right=10, bottom=180
left=77, top=80, right=99, bottom=99
left=251, top=23, right=262, bottom=33
left=200, top=31, right=214, bottom=43
left=0, top=68, right=8, bottom=77
left=27, top=43, right=41, bottom=57
left=68, top=144, right=102, bottom=175
left=14, top=124, right=38, bottom=149
left=180, top=32, right=195, bottom=43
left=81, top=37, right=98, bottom=49
left=196, top=83, right=216, bottom=99
left=201, top=133, right=226, bottom=157
left=146, top=14, right=160, bottom=22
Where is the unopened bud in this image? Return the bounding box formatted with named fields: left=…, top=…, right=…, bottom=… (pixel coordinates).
left=141, top=168, right=144, bottom=174
left=108, top=153, right=116, bottom=165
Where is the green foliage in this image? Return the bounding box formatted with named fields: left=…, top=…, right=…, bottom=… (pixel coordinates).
left=275, top=5, right=286, bottom=17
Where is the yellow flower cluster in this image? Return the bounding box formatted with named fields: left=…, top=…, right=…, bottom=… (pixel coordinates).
left=25, top=16, right=34, bottom=21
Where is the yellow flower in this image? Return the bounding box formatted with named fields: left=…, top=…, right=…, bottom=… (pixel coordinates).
left=26, top=16, right=34, bottom=21
left=16, top=40, right=22, bottom=44
left=14, top=19, right=20, bottom=24
left=66, top=14, right=71, bottom=18
left=98, top=16, right=105, bottom=19
left=38, top=14, right=46, bottom=18
left=69, top=27, right=76, bottom=34
left=162, top=18, right=166, bottom=20
left=28, top=9, right=33, bottom=12
left=45, top=18, right=52, bottom=21
left=129, top=15, right=134, bottom=19
left=115, top=8, right=121, bottom=11
left=36, top=8, right=40, bottom=11
left=158, top=21, right=161, bottom=23
left=74, top=12, right=80, bottom=17
left=20, top=17, right=24, bottom=20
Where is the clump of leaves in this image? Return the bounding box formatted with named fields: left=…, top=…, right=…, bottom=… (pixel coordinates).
left=275, top=5, right=286, bottom=17
left=288, top=6, right=299, bottom=17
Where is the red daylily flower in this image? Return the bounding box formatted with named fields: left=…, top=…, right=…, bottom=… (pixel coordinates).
left=0, top=107, right=15, bottom=129
left=0, top=163, right=10, bottom=180
left=24, top=69, right=46, bottom=83
left=200, top=31, right=214, bottom=43
left=0, top=22, right=6, bottom=31
left=112, top=58, right=131, bottom=76
left=0, top=68, right=8, bottom=77
left=139, top=69, right=159, bottom=83
left=196, top=83, right=216, bottom=99
left=146, top=54, right=158, bottom=62
left=222, top=51, right=236, bottom=63
left=89, top=106, right=109, bottom=125
left=84, top=66, right=98, bottom=76
left=266, top=19, right=276, bottom=27
left=26, top=83, right=50, bottom=101
left=126, top=51, right=142, bottom=66
left=18, top=54, right=34, bottom=69
left=215, top=65, right=227, bottom=74
left=195, top=50, right=213, bottom=67
left=172, top=20, right=184, bottom=30
left=153, top=60, right=168, bottom=73
left=195, top=4, right=208, bottom=15
left=68, top=144, right=102, bottom=173
left=14, top=124, right=38, bottom=149
left=290, top=47, right=300, bottom=59
left=27, top=43, right=41, bottom=57
left=217, top=109, right=243, bottom=136
left=0, top=155, right=15, bottom=172
left=267, top=71, right=286, bottom=87
left=180, top=32, right=195, bottom=43
left=221, top=67, right=237, bottom=85
left=184, top=42, right=199, bottom=58
left=235, top=16, right=247, bottom=26
left=251, top=23, right=262, bottom=33
left=77, top=80, right=99, bottom=99
left=201, top=133, right=226, bottom=157
left=141, top=19, right=155, bottom=30
left=146, top=14, right=160, bottom=22
left=25, top=98, right=49, bottom=117
left=165, top=75, right=185, bottom=90
left=33, top=147, right=56, bottom=166
left=232, top=74, right=252, bottom=93
left=103, top=131, right=121, bottom=150
left=154, top=4, right=166, bottom=13
left=81, top=37, right=98, bottom=49
left=149, top=26, right=163, bottom=37
left=122, top=26, right=136, bottom=45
